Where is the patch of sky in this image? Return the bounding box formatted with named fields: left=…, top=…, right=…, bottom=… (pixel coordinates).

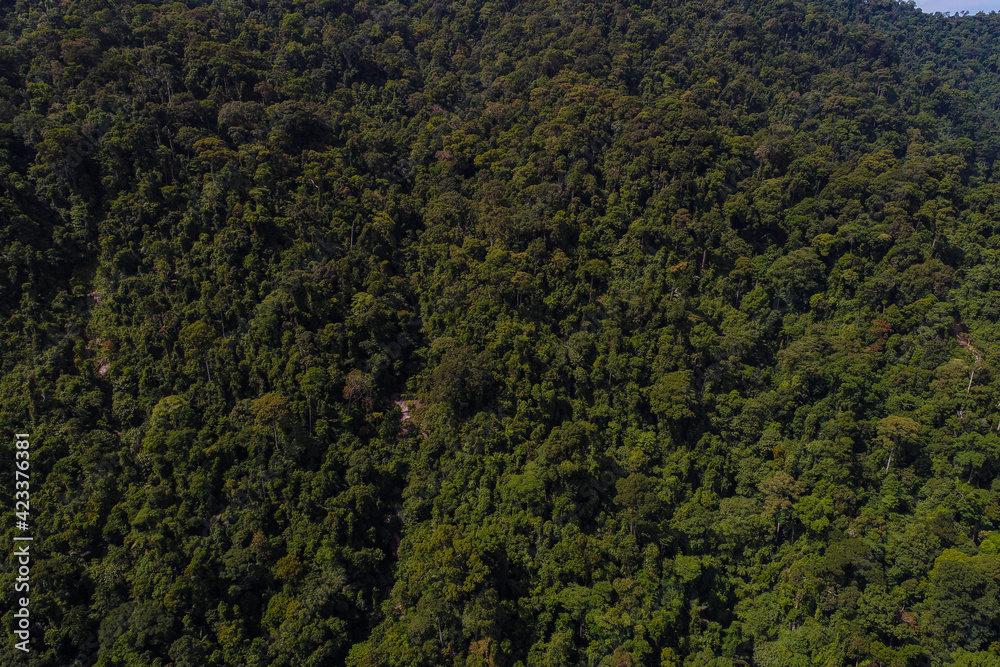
left=912, top=0, right=1000, bottom=14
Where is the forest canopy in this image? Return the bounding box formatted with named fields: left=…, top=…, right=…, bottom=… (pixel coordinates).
left=3, top=0, right=1000, bottom=665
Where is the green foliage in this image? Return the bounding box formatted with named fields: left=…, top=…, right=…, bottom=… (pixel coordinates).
left=4, top=0, right=1000, bottom=664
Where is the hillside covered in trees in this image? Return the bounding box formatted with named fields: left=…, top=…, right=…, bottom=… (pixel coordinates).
left=3, top=0, right=1000, bottom=664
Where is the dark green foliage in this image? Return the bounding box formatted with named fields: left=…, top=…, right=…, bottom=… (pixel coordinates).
left=3, top=0, right=1000, bottom=665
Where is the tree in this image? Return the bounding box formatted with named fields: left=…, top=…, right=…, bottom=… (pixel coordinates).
left=759, top=471, right=804, bottom=540
left=179, top=321, right=216, bottom=381
left=877, top=416, right=920, bottom=474
left=300, top=366, right=328, bottom=432
left=614, top=472, right=660, bottom=536
left=581, top=259, right=610, bottom=303
left=342, top=370, right=373, bottom=413
left=650, top=371, right=695, bottom=422
left=252, top=392, right=291, bottom=447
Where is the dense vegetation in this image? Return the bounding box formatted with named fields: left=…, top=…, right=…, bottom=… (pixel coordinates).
left=3, top=0, right=1000, bottom=664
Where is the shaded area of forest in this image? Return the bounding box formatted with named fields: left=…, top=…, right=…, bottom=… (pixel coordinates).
left=2, top=0, right=1000, bottom=665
